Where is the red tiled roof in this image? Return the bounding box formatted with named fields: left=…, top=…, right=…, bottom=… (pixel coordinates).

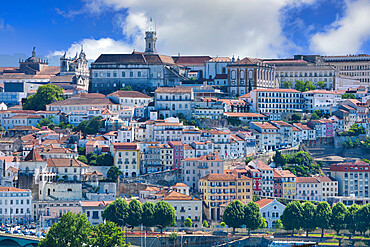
left=296, top=177, right=319, bottom=183
left=199, top=173, right=250, bottom=181
left=163, top=190, right=199, bottom=201
left=155, top=87, right=192, bottom=93
left=172, top=56, right=212, bottom=65
left=0, top=187, right=29, bottom=192
left=24, top=149, right=44, bottom=162
left=255, top=199, right=274, bottom=208
left=107, top=90, right=152, bottom=98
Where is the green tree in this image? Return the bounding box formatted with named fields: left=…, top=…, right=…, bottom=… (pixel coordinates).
left=96, top=153, right=114, bottom=166
left=87, top=152, right=98, bottom=162
left=291, top=113, right=302, bottom=123
left=184, top=217, right=193, bottom=228
left=302, top=202, right=316, bottom=237
left=202, top=220, right=209, bottom=228
left=274, top=219, right=283, bottom=229
left=85, top=116, right=103, bottom=135
left=39, top=212, right=91, bottom=247
left=260, top=218, right=267, bottom=229
left=244, top=202, right=263, bottom=235
left=141, top=202, right=156, bottom=230
left=102, top=198, right=129, bottom=227
left=345, top=204, right=360, bottom=239
left=317, top=81, right=325, bottom=89
left=77, top=155, right=88, bottom=164
left=304, top=81, right=316, bottom=91
left=78, top=147, right=86, bottom=155
left=126, top=199, right=142, bottom=232
left=245, top=157, right=253, bottom=165
left=273, top=150, right=287, bottom=166
left=342, top=93, right=355, bottom=99
left=37, top=116, right=55, bottom=129
left=120, top=85, right=133, bottom=91
left=282, top=81, right=292, bottom=89
left=331, top=202, right=348, bottom=235
left=223, top=200, right=245, bottom=234
left=220, top=222, right=226, bottom=228
left=154, top=201, right=176, bottom=234
left=227, top=117, right=242, bottom=127
left=315, top=201, right=332, bottom=237
left=355, top=204, right=370, bottom=235
left=294, top=80, right=305, bottom=92
left=310, top=113, right=320, bottom=120
left=23, top=84, right=64, bottom=111
left=74, top=116, right=103, bottom=135
left=107, top=166, right=123, bottom=182
left=281, top=201, right=303, bottom=236
left=91, top=221, right=128, bottom=247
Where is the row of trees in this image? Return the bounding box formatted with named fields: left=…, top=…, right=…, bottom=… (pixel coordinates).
left=77, top=152, right=114, bottom=166
left=281, top=201, right=370, bottom=238
left=282, top=80, right=322, bottom=92
left=39, top=212, right=129, bottom=247
left=222, top=200, right=264, bottom=234
left=102, top=198, right=176, bottom=234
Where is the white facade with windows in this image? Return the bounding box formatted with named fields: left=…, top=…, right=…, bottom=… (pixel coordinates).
left=303, top=90, right=341, bottom=113
left=0, top=187, right=32, bottom=224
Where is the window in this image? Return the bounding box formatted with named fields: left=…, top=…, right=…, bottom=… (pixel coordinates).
left=130, top=71, right=134, bottom=77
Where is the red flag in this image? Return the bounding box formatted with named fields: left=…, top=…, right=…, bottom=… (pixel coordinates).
left=150, top=17, right=152, bottom=22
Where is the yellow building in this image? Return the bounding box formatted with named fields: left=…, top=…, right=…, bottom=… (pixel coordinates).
left=113, top=142, right=140, bottom=178
left=273, top=169, right=296, bottom=199
left=199, top=173, right=253, bottom=221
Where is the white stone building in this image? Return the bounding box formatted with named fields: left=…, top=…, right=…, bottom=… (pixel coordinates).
left=255, top=199, right=285, bottom=229
left=303, top=90, right=341, bottom=114
left=0, top=187, right=32, bottom=224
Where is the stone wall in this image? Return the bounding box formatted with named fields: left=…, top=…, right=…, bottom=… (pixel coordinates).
left=122, top=169, right=182, bottom=186
left=334, top=134, right=366, bottom=148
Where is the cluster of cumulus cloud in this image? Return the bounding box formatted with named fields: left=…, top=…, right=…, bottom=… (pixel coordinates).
left=52, top=0, right=370, bottom=60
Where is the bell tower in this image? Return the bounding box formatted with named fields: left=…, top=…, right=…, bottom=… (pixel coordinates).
left=145, top=31, right=157, bottom=54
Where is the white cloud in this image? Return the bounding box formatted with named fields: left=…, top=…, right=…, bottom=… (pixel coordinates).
left=51, top=38, right=133, bottom=60
left=54, top=0, right=317, bottom=60
left=310, top=0, right=370, bottom=55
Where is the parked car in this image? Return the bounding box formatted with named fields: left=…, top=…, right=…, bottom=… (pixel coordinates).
left=5, top=230, right=11, bottom=234
left=12, top=230, right=19, bottom=234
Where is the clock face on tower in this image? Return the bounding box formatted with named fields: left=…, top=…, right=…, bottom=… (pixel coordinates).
left=147, top=33, right=152, bottom=38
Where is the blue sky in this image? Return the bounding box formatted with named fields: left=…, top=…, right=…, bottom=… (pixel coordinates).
left=0, top=0, right=369, bottom=66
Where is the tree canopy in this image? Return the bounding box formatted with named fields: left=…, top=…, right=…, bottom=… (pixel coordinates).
left=102, top=198, right=129, bottom=227
left=355, top=204, right=370, bottom=234
left=244, top=202, right=263, bottom=235
left=74, top=116, right=103, bottom=135
left=23, top=84, right=64, bottom=111
left=282, top=81, right=292, bottom=89
left=281, top=201, right=303, bottom=235
left=223, top=200, right=245, bottom=234
left=184, top=217, right=193, bottom=228
left=301, top=202, right=316, bottom=236
left=315, top=201, right=332, bottom=237
left=317, top=80, right=325, bottom=89
left=39, top=212, right=91, bottom=247
left=96, top=153, right=114, bottom=166
left=154, top=201, right=176, bottom=233
left=91, top=221, right=128, bottom=247
left=294, top=80, right=316, bottom=92
left=331, top=202, right=348, bottom=235
left=126, top=199, right=143, bottom=230
left=141, top=202, right=156, bottom=228
left=342, top=93, right=355, bottom=99
left=107, top=166, right=122, bottom=182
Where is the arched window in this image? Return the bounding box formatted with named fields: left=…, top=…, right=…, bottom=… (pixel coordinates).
left=231, top=70, right=236, bottom=79
left=67, top=188, right=72, bottom=192
left=249, top=70, right=253, bottom=79
left=240, top=70, right=245, bottom=79
left=222, top=67, right=226, bottom=74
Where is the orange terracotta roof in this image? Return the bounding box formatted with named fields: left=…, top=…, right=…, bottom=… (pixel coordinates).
left=255, top=199, right=274, bottom=208
left=24, top=149, right=44, bottom=162
left=163, top=190, right=199, bottom=201
left=199, top=173, right=250, bottom=181
left=0, top=187, right=29, bottom=192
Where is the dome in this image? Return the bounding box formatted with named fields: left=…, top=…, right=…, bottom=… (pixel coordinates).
left=25, top=47, right=41, bottom=63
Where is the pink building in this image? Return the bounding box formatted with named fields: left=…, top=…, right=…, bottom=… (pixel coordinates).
left=168, top=141, right=184, bottom=169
